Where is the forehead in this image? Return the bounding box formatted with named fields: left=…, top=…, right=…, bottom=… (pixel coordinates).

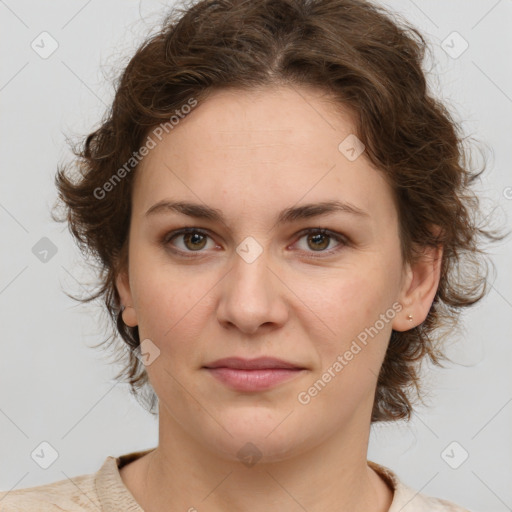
left=154, top=86, right=356, bottom=161
left=133, top=86, right=396, bottom=226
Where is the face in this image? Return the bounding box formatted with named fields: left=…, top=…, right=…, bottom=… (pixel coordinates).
left=117, top=85, right=435, bottom=463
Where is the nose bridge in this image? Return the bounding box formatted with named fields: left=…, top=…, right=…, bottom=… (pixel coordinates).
left=218, top=239, right=287, bottom=332
left=232, top=242, right=270, bottom=295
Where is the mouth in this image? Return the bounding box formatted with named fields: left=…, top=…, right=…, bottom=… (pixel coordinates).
left=203, top=356, right=305, bottom=370
left=202, top=357, right=307, bottom=392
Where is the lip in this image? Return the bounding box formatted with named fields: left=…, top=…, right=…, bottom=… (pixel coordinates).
left=202, top=357, right=307, bottom=392
left=203, top=357, right=305, bottom=370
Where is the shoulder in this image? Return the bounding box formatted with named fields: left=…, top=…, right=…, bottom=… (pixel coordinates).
left=0, top=449, right=153, bottom=512
left=401, top=491, right=475, bottom=512
left=0, top=472, right=99, bottom=511
left=368, top=460, right=475, bottom=512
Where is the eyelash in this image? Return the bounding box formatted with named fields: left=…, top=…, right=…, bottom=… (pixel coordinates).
left=162, top=227, right=348, bottom=259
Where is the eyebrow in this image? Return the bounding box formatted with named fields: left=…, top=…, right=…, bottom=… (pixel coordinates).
left=145, top=199, right=370, bottom=226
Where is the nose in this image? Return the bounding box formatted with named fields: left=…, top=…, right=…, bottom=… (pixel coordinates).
left=216, top=246, right=289, bottom=335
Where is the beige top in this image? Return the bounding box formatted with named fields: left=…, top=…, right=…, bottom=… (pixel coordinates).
left=0, top=448, right=472, bottom=511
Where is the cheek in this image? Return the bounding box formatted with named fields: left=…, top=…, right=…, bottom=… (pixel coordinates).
left=131, top=261, right=219, bottom=363
left=296, top=272, right=396, bottom=407
left=301, top=268, right=390, bottom=331
left=294, top=261, right=398, bottom=365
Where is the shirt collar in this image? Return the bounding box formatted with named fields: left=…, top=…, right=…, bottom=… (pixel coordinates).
left=95, top=448, right=156, bottom=511
left=95, top=449, right=424, bottom=512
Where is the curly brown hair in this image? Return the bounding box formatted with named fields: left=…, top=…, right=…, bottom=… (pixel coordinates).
left=52, top=0, right=508, bottom=422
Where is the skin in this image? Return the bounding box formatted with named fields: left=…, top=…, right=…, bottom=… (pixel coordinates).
left=116, top=85, right=442, bottom=512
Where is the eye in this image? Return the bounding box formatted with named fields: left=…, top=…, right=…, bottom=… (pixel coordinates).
left=164, top=228, right=218, bottom=255
left=293, top=228, right=347, bottom=256
left=162, top=227, right=348, bottom=258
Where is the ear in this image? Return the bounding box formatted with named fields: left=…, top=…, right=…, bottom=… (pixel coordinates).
left=392, top=241, right=443, bottom=332
left=116, top=269, right=138, bottom=327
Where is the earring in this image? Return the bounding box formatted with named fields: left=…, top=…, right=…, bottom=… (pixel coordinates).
left=121, top=304, right=133, bottom=312
left=407, top=314, right=413, bottom=321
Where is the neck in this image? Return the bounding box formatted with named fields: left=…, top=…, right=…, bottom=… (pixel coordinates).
left=134, top=407, right=393, bottom=512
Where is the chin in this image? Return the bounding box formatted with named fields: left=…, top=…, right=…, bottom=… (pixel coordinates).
left=198, top=411, right=314, bottom=464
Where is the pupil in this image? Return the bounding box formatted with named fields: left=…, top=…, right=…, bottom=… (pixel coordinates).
left=185, top=233, right=206, bottom=250
left=309, top=233, right=329, bottom=251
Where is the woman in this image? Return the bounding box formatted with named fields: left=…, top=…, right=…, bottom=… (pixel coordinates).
left=0, top=0, right=505, bottom=510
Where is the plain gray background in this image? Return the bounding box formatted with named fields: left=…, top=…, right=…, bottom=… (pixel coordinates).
left=1, top=1, right=511, bottom=510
